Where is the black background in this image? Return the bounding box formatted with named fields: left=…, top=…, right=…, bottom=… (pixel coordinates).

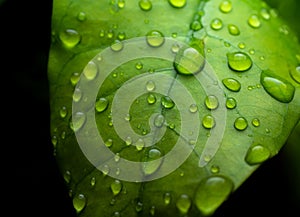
left=1, top=0, right=298, bottom=216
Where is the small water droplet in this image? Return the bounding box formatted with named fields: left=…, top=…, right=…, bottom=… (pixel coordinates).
left=135, top=62, right=143, bottom=70
left=147, top=93, right=156, bottom=105
left=51, top=135, right=58, bottom=148
left=190, top=20, right=202, bottom=31
left=245, top=144, right=270, bottom=165
left=83, top=61, right=98, bottom=80
left=238, top=42, right=246, bottom=49
left=63, top=170, right=72, bottom=184
left=227, top=52, right=252, bottom=72
left=227, top=24, right=240, bottom=36
left=102, top=164, right=110, bottom=176
left=90, top=177, right=96, bottom=186
left=142, top=148, right=163, bottom=175
left=189, top=103, right=198, bottom=113
left=95, top=97, right=109, bottom=112
left=70, top=112, right=86, bottom=132
left=139, top=0, right=152, bottom=11
left=195, top=175, right=233, bottom=216
left=164, top=192, right=172, bottom=205
left=73, top=88, right=82, bottom=102
left=202, top=115, right=215, bottom=129
left=135, top=138, right=145, bottom=151
left=136, top=201, right=143, bottom=212
left=171, top=43, right=180, bottom=53
left=77, top=12, right=86, bottom=22
left=251, top=118, right=260, bottom=127
left=73, top=193, right=87, bottom=213
left=210, top=165, right=220, bottom=173
left=205, top=95, right=219, bottom=110
left=105, top=138, right=113, bottom=148
left=219, top=0, right=232, bottom=13
left=110, top=179, right=122, bottom=196
left=260, top=8, right=270, bottom=20
left=117, top=0, right=125, bottom=9
left=249, top=48, right=255, bottom=55
left=161, top=96, right=175, bottom=109
left=117, top=32, right=126, bottom=40
left=222, top=78, right=241, bottom=92
left=114, top=153, right=120, bottom=162
left=261, top=70, right=295, bottom=103
left=154, top=114, right=165, bottom=128
left=146, top=30, right=165, bottom=47
left=113, top=211, right=121, bottom=217
left=70, top=72, right=80, bottom=86
left=59, top=29, right=81, bottom=49
left=60, top=106, right=68, bottom=118
left=146, top=80, right=156, bottom=91
left=176, top=194, right=191, bottom=214
left=125, top=136, right=132, bottom=146
left=110, top=40, right=124, bottom=52
left=234, top=117, right=248, bottom=131
left=149, top=205, right=156, bottom=216
left=168, top=0, right=186, bottom=8
left=290, top=66, right=300, bottom=84
left=210, top=18, right=223, bottom=30
left=248, top=14, right=261, bottom=28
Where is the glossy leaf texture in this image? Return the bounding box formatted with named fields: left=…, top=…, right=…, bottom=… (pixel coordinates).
left=48, top=0, right=300, bottom=216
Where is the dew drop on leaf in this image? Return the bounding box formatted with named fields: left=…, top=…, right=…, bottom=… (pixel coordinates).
left=290, top=66, right=300, bottom=84
left=202, top=114, right=215, bottom=129
left=234, top=117, right=248, bottom=131
left=70, top=72, right=80, bottom=86
left=205, top=95, right=219, bottom=110
left=260, top=8, right=270, bottom=20
left=189, top=103, right=198, bottom=113
left=90, top=177, right=96, bottom=187
left=163, top=192, right=172, bottom=205
left=110, top=40, right=124, bottom=52
left=210, top=18, right=223, bottom=30
left=222, top=78, right=241, bottom=92
left=95, top=97, right=109, bottom=112
left=83, top=61, right=98, bottom=80
left=59, top=29, right=81, bottom=49
left=219, top=0, right=232, bottom=13
left=225, top=98, right=236, bottom=109
left=77, top=11, right=86, bottom=22
left=142, top=148, right=163, bottom=176
left=146, top=30, right=165, bottom=47
left=117, top=32, right=126, bottom=40
left=135, top=62, right=143, bottom=70
left=147, top=93, right=156, bottom=104
left=260, top=70, right=295, bottom=103
left=63, top=170, right=71, bottom=184
left=135, top=138, right=145, bottom=151
left=146, top=80, right=156, bottom=91
left=248, top=14, right=261, bottom=28
left=195, top=175, right=233, bottom=216
left=110, top=179, right=122, bottom=196
left=168, top=0, right=186, bottom=8
left=176, top=194, right=191, bottom=214
left=136, top=201, right=143, bottom=212
left=70, top=112, right=86, bottom=132
left=190, top=20, right=202, bottom=31
left=149, top=205, right=156, bottom=216
left=73, top=88, right=82, bottom=102
left=154, top=114, right=165, bottom=128
left=227, top=24, right=240, bottom=36
left=161, top=96, right=175, bottom=109
left=227, top=52, right=252, bottom=72
left=105, top=138, right=113, bottom=148
left=138, top=0, right=152, bottom=11
left=72, top=193, right=87, bottom=213
left=59, top=106, right=68, bottom=118
left=245, top=144, right=270, bottom=165
left=101, top=164, right=110, bottom=176
left=251, top=118, right=260, bottom=127
left=210, top=165, right=220, bottom=174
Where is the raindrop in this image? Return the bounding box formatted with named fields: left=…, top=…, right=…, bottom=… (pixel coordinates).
left=139, top=0, right=152, bottom=11
left=154, top=114, right=165, bottom=128
left=70, top=72, right=80, bottom=86
left=142, top=148, right=163, bottom=175
left=147, top=94, right=156, bottom=104
left=168, top=0, right=186, bottom=8
left=205, top=95, right=219, bottom=110
left=136, top=201, right=143, bottom=212
left=248, top=14, right=261, bottom=28
left=73, top=88, right=82, bottom=102
left=70, top=112, right=86, bottom=132
left=135, top=62, right=143, bottom=70
left=210, top=165, right=220, bottom=174
left=110, top=40, right=124, bottom=52
left=73, top=193, right=87, bottom=213
left=59, top=29, right=81, bottom=49
left=95, top=97, right=109, bottom=112
left=90, top=177, right=96, bottom=187
left=83, top=61, right=98, bottom=80
left=219, top=0, right=232, bottom=13
left=222, top=78, right=241, bottom=92
left=251, top=118, right=260, bottom=127
left=202, top=115, right=215, bottom=129
left=227, top=24, right=240, bottom=36
left=146, top=80, right=156, bottom=91
left=149, top=205, right=156, bottom=216
left=63, top=170, right=72, bottom=184
left=176, top=194, right=191, bottom=214
left=51, top=135, right=58, bottom=148
left=60, top=106, right=68, bottom=118
left=171, top=43, right=180, bottom=53
left=117, top=32, right=126, bottom=40
left=261, top=70, right=295, bottom=103
left=190, top=20, right=202, bottom=31
left=195, top=175, right=233, bottom=216
left=135, top=138, right=145, bottom=151
left=77, top=12, right=86, bottom=22
left=210, top=18, right=223, bottom=30
left=163, top=192, right=172, bottom=205
left=226, top=97, right=236, bottom=109
left=260, top=8, right=270, bottom=20
left=105, top=138, right=113, bottom=148
left=125, top=136, right=132, bottom=146
left=111, top=179, right=122, bottom=196
left=161, top=96, right=175, bottom=109
left=189, top=103, right=198, bottom=113
left=234, top=117, right=248, bottom=131
left=102, top=165, right=110, bottom=176
left=245, top=144, right=270, bottom=165
left=227, top=51, right=252, bottom=72
left=146, top=30, right=165, bottom=47
left=290, top=66, right=300, bottom=84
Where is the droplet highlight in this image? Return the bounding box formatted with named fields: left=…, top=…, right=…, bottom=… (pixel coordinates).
left=245, top=144, right=270, bottom=165
left=227, top=52, right=252, bottom=72
left=73, top=193, right=87, bottom=213
left=222, top=78, right=241, bottom=92
left=234, top=117, right=248, bottom=131
left=59, top=29, right=81, bottom=49
left=146, top=30, right=165, bottom=47
left=168, top=0, right=186, bottom=8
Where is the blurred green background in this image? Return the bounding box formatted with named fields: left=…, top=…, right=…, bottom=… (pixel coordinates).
left=1, top=0, right=299, bottom=216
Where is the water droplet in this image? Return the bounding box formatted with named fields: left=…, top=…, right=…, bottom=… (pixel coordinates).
left=135, top=138, right=145, bottom=151
left=245, top=144, right=270, bottom=165
left=77, top=12, right=86, bottom=22
left=110, top=40, right=124, bottom=52
left=73, top=88, right=82, bottom=102
left=110, top=179, right=122, bottom=196
left=238, top=42, right=246, bottom=49
left=251, top=118, right=260, bottom=127
left=139, top=0, right=152, bottom=11
left=83, top=61, right=98, bottom=80
left=210, top=18, right=223, bottom=30
left=227, top=52, right=252, bottom=72
left=205, top=95, right=219, bottom=110
left=63, top=170, right=72, bottom=184
left=176, top=194, right=191, bottom=214
left=290, top=66, right=300, bottom=84
left=146, top=80, right=156, bottom=91
left=107, top=29, right=114, bottom=39
left=125, top=136, right=132, bottom=146
left=234, top=117, right=248, bottom=131
left=142, top=148, right=163, bottom=175
left=210, top=165, right=220, bottom=174
left=227, top=24, right=240, bottom=36
left=146, top=30, right=165, bottom=47
left=190, top=20, right=202, bottom=31
left=73, top=193, right=87, bottom=213
left=70, top=112, right=86, bottom=132
left=90, top=177, right=96, bottom=187
left=189, top=103, right=198, bottom=113
left=195, top=175, right=233, bottom=216
left=249, top=48, right=255, bottom=55
left=219, top=0, right=232, bottom=13
left=102, top=164, right=110, bottom=176
left=114, top=153, right=120, bottom=162
left=95, top=97, right=109, bottom=112
left=135, top=201, right=143, bottom=212
left=260, top=8, right=270, bottom=20
left=59, top=29, right=81, bottom=49
left=225, top=97, right=236, bottom=109
left=222, top=78, right=241, bottom=92
left=174, top=47, right=204, bottom=75
left=171, top=43, right=181, bottom=53
left=147, top=94, right=156, bottom=104
left=135, top=62, right=143, bottom=70
left=70, top=72, right=80, bottom=86
left=260, top=70, right=295, bottom=103
left=248, top=14, right=261, bottom=28
left=117, top=32, right=126, bottom=40
left=161, top=96, right=175, bottom=109
left=113, top=211, right=121, bottom=217
left=154, top=114, right=165, bottom=128
left=163, top=192, right=172, bottom=205
left=105, top=138, right=113, bottom=148
left=117, top=0, right=125, bottom=8
left=202, top=115, right=215, bottom=129
left=149, top=205, right=156, bottom=216
left=60, top=106, right=68, bottom=118
left=168, top=0, right=186, bottom=8
left=51, top=135, right=58, bottom=148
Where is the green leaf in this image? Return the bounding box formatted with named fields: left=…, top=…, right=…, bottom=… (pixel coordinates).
left=48, top=0, right=300, bottom=216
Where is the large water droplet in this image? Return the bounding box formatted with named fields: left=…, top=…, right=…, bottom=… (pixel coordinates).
left=73, top=193, right=87, bottom=213
left=205, top=95, right=219, bottom=110
left=260, top=70, right=295, bottom=103
left=202, top=115, right=215, bottom=129
left=210, top=18, right=223, bottom=30
left=176, top=194, right=191, bottom=214
left=161, top=96, right=175, bottom=109
left=245, top=144, right=270, bottom=165
left=222, top=78, right=241, bottom=92
left=219, top=0, right=232, bottom=13
left=234, top=117, right=248, bottom=131
left=95, top=97, right=109, bottom=112
left=248, top=14, right=261, bottom=28
left=142, top=148, right=163, bottom=176
left=227, top=52, right=252, bottom=72
left=70, top=112, right=86, bottom=132
left=139, top=0, right=152, bottom=11
left=59, top=29, right=81, bottom=49
left=225, top=97, right=237, bottom=109
left=110, top=40, right=124, bottom=52
left=168, top=0, right=186, bottom=8
left=146, top=30, right=165, bottom=47
left=83, top=61, right=98, bottom=80
left=290, top=66, right=300, bottom=84
left=147, top=93, right=156, bottom=104
left=195, top=175, right=233, bottom=216
left=227, top=24, right=240, bottom=36
left=110, top=179, right=122, bottom=196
